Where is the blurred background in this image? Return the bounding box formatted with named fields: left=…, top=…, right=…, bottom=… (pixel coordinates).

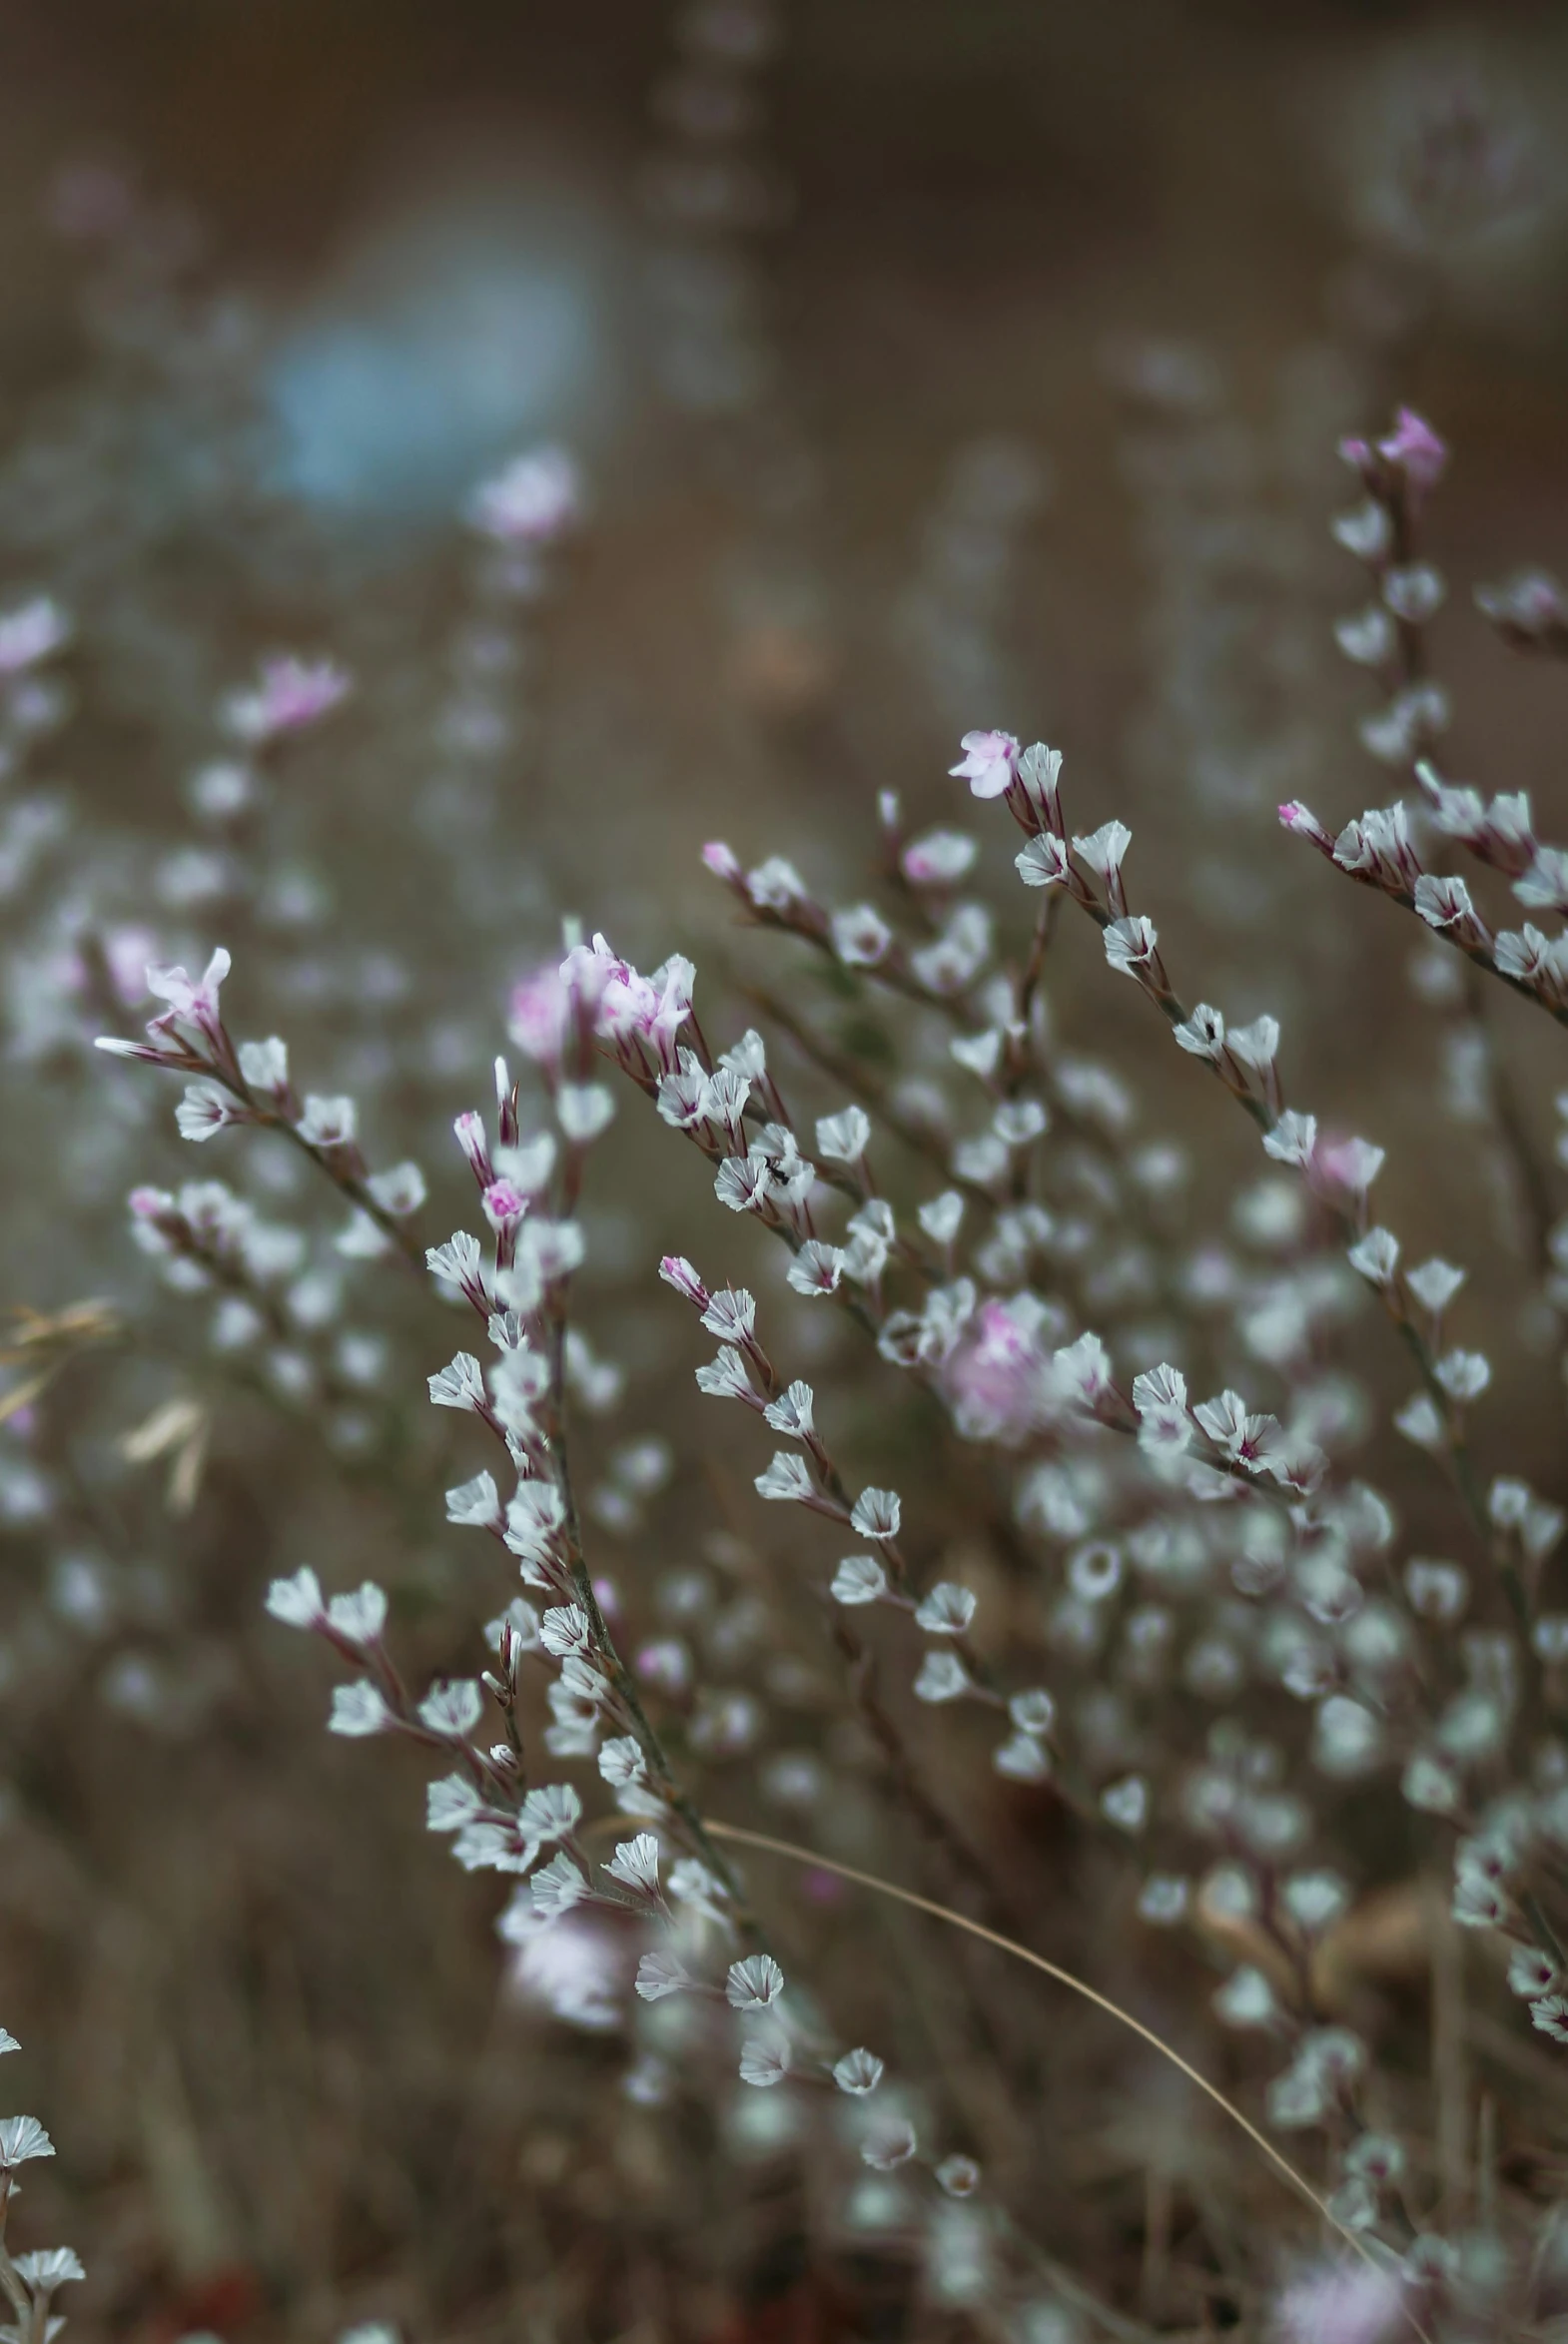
left=2, top=2, right=1568, bottom=2339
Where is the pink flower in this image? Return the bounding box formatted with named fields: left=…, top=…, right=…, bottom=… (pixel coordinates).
left=1278, top=801, right=1333, bottom=853
left=482, top=1179, right=527, bottom=1232
left=1273, top=2262, right=1403, bottom=2344
left=144, top=947, right=231, bottom=1044
left=702, top=840, right=743, bottom=886
left=508, top=966, right=572, bottom=1067
left=945, top=1300, right=1051, bottom=1445
left=222, top=655, right=353, bottom=744
left=1377, top=408, right=1448, bottom=501
left=950, top=729, right=1021, bottom=800
left=102, top=926, right=159, bottom=1007
left=659, top=1255, right=710, bottom=1309
left=468, top=447, right=580, bottom=546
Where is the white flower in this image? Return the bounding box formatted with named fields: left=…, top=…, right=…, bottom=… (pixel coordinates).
left=426, top=1230, right=484, bottom=1295
left=747, top=856, right=808, bottom=911
left=265, top=1565, right=325, bottom=1629
left=635, top=1952, right=691, bottom=2001
left=1407, top=1258, right=1466, bottom=1314
left=832, top=2047, right=884, bottom=2094
left=599, top=1736, right=647, bottom=1788
left=815, top=1107, right=871, bottom=1163
left=298, top=1094, right=358, bottom=1149
left=1016, top=833, right=1071, bottom=888
left=1347, top=1228, right=1399, bottom=1285
left=531, top=1851, right=589, bottom=1920
left=426, top=1774, right=487, bottom=1833
left=175, top=1080, right=239, bottom=1143
left=556, top=1082, right=616, bottom=1144
left=755, top=1451, right=817, bottom=1504
left=418, top=1679, right=483, bottom=1736
left=914, top=1651, right=970, bottom=1703
left=1261, top=1111, right=1317, bottom=1169
left=1395, top=1393, right=1445, bottom=1450
left=238, top=1035, right=289, bottom=1091
left=366, top=1162, right=427, bottom=1215
left=726, top=1953, right=785, bottom=2010
left=993, top=1098, right=1048, bottom=1147
left=12, top=2248, right=84, bottom=2290
left=0, top=2116, right=53, bottom=2169
left=540, top=1604, right=592, bottom=1659
left=738, top=2033, right=792, bottom=2087
left=1051, top=1330, right=1112, bottom=1411
left=696, top=1347, right=755, bottom=1401
left=993, top=1732, right=1053, bottom=1783
left=831, top=904, right=893, bottom=966
left=1174, top=1005, right=1225, bottom=1059
left=1434, top=1350, right=1490, bottom=1402
left=1227, top=1015, right=1279, bottom=1071
left=918, top=1190, right=965, bottom=1245
left=428, top=1353, right=487, bottom=1411
left=701, top=1287, right=756, bottom=1342
left=325, top=1583, right=388, bottom=1647
left=445, top=1471, right=500, bottom=1528
left=1103, top=916, right=1159, bottom=976
left=914, top=1582, right=977, bottom=1635
left=329, top=1681, right=392, bottom=1737
left=1009, top=1689, right=1055, bottom=1736
left=1072, top=820, right=1132, bottom=881
left=0, top=2031, right=17, bottom=2056
left=1413, top=874, right=1476, bottom=930
left=763, top=1381, right=816, bottom=1439
left=862, top=2120, right=918, bottom=2170
left=715, top=1156, right=773, bottom=1213
left=1213, top=1966, right=1277, bottom=2028
left=850, top=1488, right=902, bottom=1540
left=832, top=1554, right=888, bottom=1605
left=1101, top=1776, right=1149, bottom=1833
left=605, top=1833, right=662, bottom=1899
left=786, top=1241, right=845, bottom=1297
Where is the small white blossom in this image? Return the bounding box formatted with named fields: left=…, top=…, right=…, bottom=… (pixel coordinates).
left=763, top=1380, right=816, bottom=1438
left=1261, top=1111, right=1317, bottom=1169
left=918, top=1190, right=965, bottom=1245
left=1174, top=1005, right=1225, bottom=1059
left=1101, top=1777, right=1149, bottom=1833
left=1016, top=834, right=1071, bottom=888
left=636, top=1952, right=691, bottom=2000
left=265, top=1565, right=325, bottom=1629
left=418, top=1679, right=484, bottom=1736
left=696, top=1347, right=755, bottom=1401
left=540, top=1604, right=592, bottom=1659
left=605, top=1833, right=662, bottom=1899
left=298, top=1094, right=358, bottom=1149
left=738, top=2033, right=792, bottom=2088
left=862, top=2120, right=918, bottom=2170
left=850, top=1488, right=902, bottom=1541
left=755, top=1452, right=817, bottom=1504
left=914, top=1582, right=977, bottom=1635
left=445, top=1471, right=500, bottom=1528
left=701, top=1287, right=756, bottom=1342
left=0, top=2116, right=54, bottom=2168
left=428, top=1353, right=487, bottom=1411
left=325, top=1583, right=388, bottom=1647
left=1407, top=1258, right=1466, bottom=1314
left=815, top=1108, right=871, bottom=1163
left=832, top=2047, right=884, bottom=2094
left=832, top=1554, right=888, bottom=1605
left=715, top=1156, right=773, bottom=1213
left=786, top=1240, right=845, bottom=1297
left=727, top=1953, right=785, bottom=2010
left=556, top=1082, right=616, bottom=1144
left=831, top=904, right=894, bottom=965
left=1434, top=1350, right=1490, bottom=1402
left=1103, top=915, right=1159, bottom=976
left=914, top=1651, right=970, bottom=1703
left=531, top=1850, right=589, bottom=1919
left=1348, top=1228, right=1400, bottom=1285
left=329, top=1681, right=392, bottom=1737
left=175, top=1080, right=239, bottom=1143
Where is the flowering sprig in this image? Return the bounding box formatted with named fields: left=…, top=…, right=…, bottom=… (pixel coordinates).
left=94, top=952, right=428, bottom=1264
left=0, top=2029, right=83, bottom=2344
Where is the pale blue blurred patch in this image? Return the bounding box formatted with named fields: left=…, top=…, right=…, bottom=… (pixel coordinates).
left=267, top=177, right=620, bottom=524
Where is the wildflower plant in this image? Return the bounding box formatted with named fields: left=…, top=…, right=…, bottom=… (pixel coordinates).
left=68, top=389, right=1568, bottom=2333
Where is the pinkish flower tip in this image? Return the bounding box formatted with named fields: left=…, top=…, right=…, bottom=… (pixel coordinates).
left=702, top=840, right=742, bottom=883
